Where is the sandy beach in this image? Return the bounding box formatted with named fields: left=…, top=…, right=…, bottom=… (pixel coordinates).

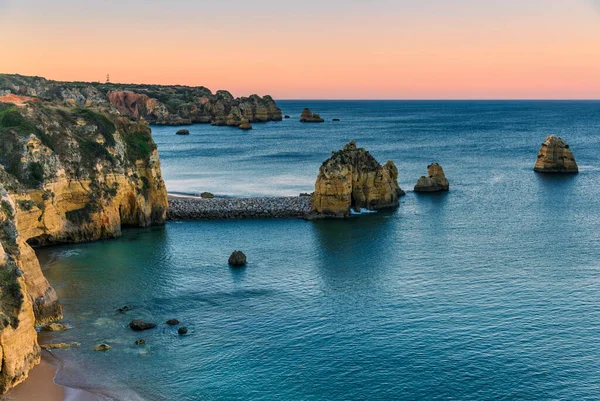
left=4, top=356, right=64, bottom=401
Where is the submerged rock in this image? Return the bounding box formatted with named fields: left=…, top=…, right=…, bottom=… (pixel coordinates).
left=414, top=163, right=450, bottom=192
left=534, top=135, right=578, bottom=173
left=40, top=323, right=69, bottom=332
left=176, top=129, right=190, bottom=135
left=311, top=141, right=405, bottom=218
left=300, top=108, right=324, bottom=123
left=117, top=306, right=132, bottom=313
left=40, top=342, right=80, bottom=350
left=129, top=320, right=157, bottom=331
left=166, top=319, right=180, bottom=326
left=228, top=251, right=247, bottom=266
left=332, top=118, right=340, bottom=122
left=135, top=339, right=146, bottom=345
left=178, top=327, right=189, bottom=335
left=94, top=343, right=111, bottom=352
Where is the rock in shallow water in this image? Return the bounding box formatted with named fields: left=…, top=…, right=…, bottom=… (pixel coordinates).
left=228, top=251, right=247, bottom=266
left=166, top=319, right=180, bottom=326
left=178, top=327, right=188, bottom=335
left=94, top=343, right=111, bottom=351
left=176, top=129, right=190, bottom=135
left=414, top=163, right=449, bottom=192
left=129, top=320, right=157, bottom=331
left=40, top=323, right=70, bottom=332
left=534, top=135, right=578, bottom=173
left=135, top=339, right=146, bottom=345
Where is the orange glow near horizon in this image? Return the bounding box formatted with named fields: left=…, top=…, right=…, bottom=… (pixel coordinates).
left=1, top=0, right=600, bottom=99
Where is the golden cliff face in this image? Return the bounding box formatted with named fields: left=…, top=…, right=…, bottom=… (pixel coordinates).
left=534, top=135, right=579, bottom=173
left=0, top=100, right=168, bottom=393
left=311, top=141, right=405, bottom=218
left=0, top=193, right=41, bottom=393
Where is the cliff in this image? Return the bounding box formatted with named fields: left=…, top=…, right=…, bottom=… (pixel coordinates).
left=414, top=163, right=449, bottom=192
left=0, top=74, right=283, bottom=127
left=534, top=135, right=578, bottom=173
left=311, top=141, right=404, bottom=218
left=0, top=95, right=168, bottom=392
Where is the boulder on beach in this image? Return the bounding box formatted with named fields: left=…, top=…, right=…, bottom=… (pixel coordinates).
left=40, top=323, right=69, bottom=332
left=228, top=251, right=247, bottom=266
left=300, top=108, right=324, bottom=123
left=94, top=343, right=111, bottom=352
left=178, top=327, right=189, bottom=335
left=129, top=320, right=157, bottom=331
left=534, top=135, right=578, bottom=173
left=200, top=192, right=214, bottom=199
left=414, top=163, right=449, bottom=192
left=166, top=319, right=180, bottom=326
left=176, top=129, right=190, bottom=135
left=239, top=120, right=253, bottom=130
left=311, top=141, right=405, bottom=218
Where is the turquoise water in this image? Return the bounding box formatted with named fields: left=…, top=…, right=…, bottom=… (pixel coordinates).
left=38, top=101, right=600, bottom=400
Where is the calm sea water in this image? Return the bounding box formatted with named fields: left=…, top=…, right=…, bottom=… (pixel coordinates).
left=38, top=101, right=600, bottom=400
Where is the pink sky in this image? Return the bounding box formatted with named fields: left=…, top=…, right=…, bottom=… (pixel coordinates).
left=1, top=0, right=600, bottom=99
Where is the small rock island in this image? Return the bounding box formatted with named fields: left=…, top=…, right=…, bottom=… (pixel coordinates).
left=311, top=141, right=404, bottom=218
left=414, top=163, right=449, bottom=192
left=534, top=135, right=578, bottom=173
left=300, top=108, right=325, bottom=123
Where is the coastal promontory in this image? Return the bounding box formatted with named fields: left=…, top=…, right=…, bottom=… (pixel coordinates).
left=311, top=141, right=404, bottom=218
left=0, top=90, right=168, bottom=392
left=534, top=135, right=578, bottom=173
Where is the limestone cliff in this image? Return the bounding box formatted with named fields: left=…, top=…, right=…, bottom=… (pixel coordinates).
left=534, top=135, right=578, bottom=173
left=0, top=74, right=282, bottom=127
left=311, top=141, right=404, bottom=218
left=414, top=163, right=449, bottom=192
left=0, top=191, right=41, bottom=393
left=0, top=96, right=168, bottom=393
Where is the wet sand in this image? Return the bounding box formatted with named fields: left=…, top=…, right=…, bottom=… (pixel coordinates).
left=4, top=357, right=64, bottom=401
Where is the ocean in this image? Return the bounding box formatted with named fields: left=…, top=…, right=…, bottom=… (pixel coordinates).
left=37, top=100, right=600, bottom=400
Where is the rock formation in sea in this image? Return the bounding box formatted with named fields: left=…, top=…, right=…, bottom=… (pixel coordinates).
left=0, top=90, right=168, bottom=392
left=239, top=120, right=253, bottom=130
left=229, top=251, right=247, bottom=266
left=414, top=163, right=450, bottom=192
left=300, top=108, right=325, bottom=123
left=129, top=320, right=157, bottom=331
left=311, top=141, right=405, bottom=218
left=0, top=74, right=283, bottom=126
left=176, top=129, right=190, bottom=135
left=534, top=135, right=579, bottom=173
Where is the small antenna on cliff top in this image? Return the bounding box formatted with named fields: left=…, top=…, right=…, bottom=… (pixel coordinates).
left=106, top=74, right=110, bottom=83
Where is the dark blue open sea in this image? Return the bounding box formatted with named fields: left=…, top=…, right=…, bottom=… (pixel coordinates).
left=38, top=101, right=600, bottom=400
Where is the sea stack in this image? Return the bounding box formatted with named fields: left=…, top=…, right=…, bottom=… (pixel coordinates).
left=414, top=163, right=449, bottom=192
left=534, top=135, right=578, bottom=173
left=176, top=129, right=190, bottom=135
left=300, top=108, right=325, bottom=123
left=311, top=141, right=404, bottom=218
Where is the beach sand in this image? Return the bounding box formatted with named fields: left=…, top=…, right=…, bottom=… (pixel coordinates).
left=4, top=357, right=64, bottom=401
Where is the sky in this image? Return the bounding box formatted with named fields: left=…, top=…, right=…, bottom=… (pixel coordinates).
left=1, top=0, right=599, bottom=99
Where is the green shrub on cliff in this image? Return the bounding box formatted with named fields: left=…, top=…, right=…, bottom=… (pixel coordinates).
left=75, top=109, right=117, bottom=147
left=122, top=128, right=156, bottom=161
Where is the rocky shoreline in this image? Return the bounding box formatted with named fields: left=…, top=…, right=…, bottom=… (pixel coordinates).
left=167, top=194, right=312, bottom=220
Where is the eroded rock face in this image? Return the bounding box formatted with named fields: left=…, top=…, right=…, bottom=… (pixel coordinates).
left=414, top=163, right=449, bottom=192
left=534, top=135, right=578, bottom=173
left=300, top=108, right=324, bottom=123
left=311, top=141, right=404, bottom=218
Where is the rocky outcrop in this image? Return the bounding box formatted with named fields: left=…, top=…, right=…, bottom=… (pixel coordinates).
left=239, top=121, right=252, bottom=130
left=534, top=135, right=578, bottom=173
left=0, top=95, right=168, bottom=393
left=414, top=163, right=449, bottom=192
left=175, top=129, right=190, bottom=135
left=300, top=108, right=324, bottom=123
left=311, top=141, right=404, bottom=218
left=0, top=74, right=283, bottom=127
left=129, top=320, right=157, bottom=331
left=228, top=251, right=247, bottom=266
